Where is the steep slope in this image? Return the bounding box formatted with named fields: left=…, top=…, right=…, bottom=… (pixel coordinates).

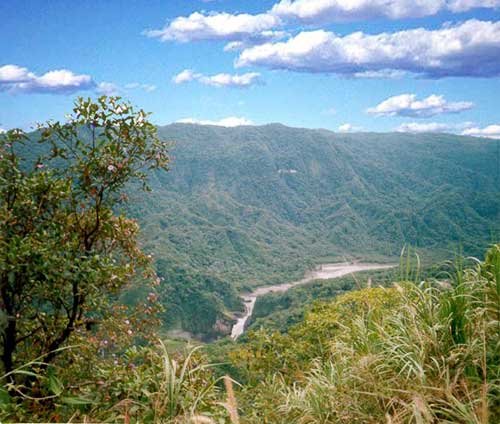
left=18, top=123, right=499, bottom=338
left=124, top=123, right=500, bottom=338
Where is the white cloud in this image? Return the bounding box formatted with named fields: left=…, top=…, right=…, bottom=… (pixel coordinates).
left=396, top=122, right=456, bottom=133
left=97, top=82, right=120, bottom=95
left=172, top=69, right=198, bottom=84
left=236, top=20, right=500, bottom=78
left=176, top=117, right=254, bottom=127
left=368, top=94, right=473, bottom=118
left=0, top=127, right=6, bottom=134
left=124, top=82, right=157, bottom=92
left=338, top=123, right=362, bottom=132
left=0, top=64, right=156, bottom=96
left=144, top=11, right=281, bottom=43
left=461, top=124, right=500, bottom=139
left=0, top=64, right=95, bottom=94
left=145, top=1, right=500, bottom=48
left=271, top=0, right=500, bottom=24
left=173, top=70, right=262, bottom=88
left=98, top=81, right=157, bottom=95
left=396, top=121, right=475, bottom=133
left=448, top=0, right=500, bottom=12
left=0, top=64, right=34, bottom=83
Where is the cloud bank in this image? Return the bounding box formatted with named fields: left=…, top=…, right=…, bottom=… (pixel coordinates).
left=368, top=94, right=474, bottom=117
left=236, top=20, right=500, bottom=78
left=271, top=0, right=500, bottom=24
left=146, top=1, right=500, bottom=46
left=462, top=124, right=500, bottom=139
left=395, top=121, right=500, bottom=138
left=396, top=122, right=459, bottom=133
left=0, top=64, right=95, bottom=94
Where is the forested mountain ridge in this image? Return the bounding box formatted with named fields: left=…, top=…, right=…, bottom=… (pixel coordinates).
left=145, top=123, right=499, bottom=264
left=123, top=123, right=500, bottom=338
left=19, top=123, right=500, bottom=339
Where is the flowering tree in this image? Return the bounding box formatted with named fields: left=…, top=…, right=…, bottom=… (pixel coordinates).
left=0, top=97, right=169, bottom=379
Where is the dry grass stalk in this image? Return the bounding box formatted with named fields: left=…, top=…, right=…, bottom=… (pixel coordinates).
left=223, top=375, right=240, bottom=424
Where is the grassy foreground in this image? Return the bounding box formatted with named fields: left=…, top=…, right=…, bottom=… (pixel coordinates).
left=3, top=244, right=500, bottom=423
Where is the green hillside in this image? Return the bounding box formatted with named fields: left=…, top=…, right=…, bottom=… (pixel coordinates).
left=125, top=123, right=500, bottom=338
left=17, top=123, right=500, bottom=339
left=4, top=97, right=500, bottom=423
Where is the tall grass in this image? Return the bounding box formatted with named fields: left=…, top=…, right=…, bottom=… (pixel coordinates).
left=245, top=245, right=500, bottom=423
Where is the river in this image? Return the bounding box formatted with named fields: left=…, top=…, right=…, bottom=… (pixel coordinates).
left=230, top=263, right=395, bottom=339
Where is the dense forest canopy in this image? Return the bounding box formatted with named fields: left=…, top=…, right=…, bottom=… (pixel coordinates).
left=133, top=123, right=500, bottom=338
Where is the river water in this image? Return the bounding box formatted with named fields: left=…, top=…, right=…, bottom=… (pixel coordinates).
left=230, top=263, right=395, bottom=339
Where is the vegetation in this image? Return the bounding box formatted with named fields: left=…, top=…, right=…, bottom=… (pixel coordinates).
left=246, top=258, right=452, bottom=334
left=2, top=99, right=499, bottom=422
left=12, top=121, right=500, bottom=339
left=0, top=96, right=169, bottom=412
left=135, top=123, right=500, bottom=338
left=228, top=245, right=500, bottom=423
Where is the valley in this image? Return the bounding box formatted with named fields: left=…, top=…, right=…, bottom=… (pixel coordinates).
left=131, top=123, right=500, bottom=339
left=230, top=262, right=396, bottom=338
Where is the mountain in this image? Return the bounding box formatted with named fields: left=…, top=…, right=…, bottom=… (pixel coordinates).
left=124, top=123, right=500, bottom=339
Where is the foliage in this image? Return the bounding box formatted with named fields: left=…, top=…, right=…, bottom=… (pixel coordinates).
left=134, top=123, right=500, bottom=338
left=1, top=341, right=239, bottom=423
left=230, top=244, right=500, bottom=423
left=246, top=257, right=453, bottom=335
left=0, top=97, right=169, bottom=387
left=154, top=260, right=243, bottom=341
left=16, top=121, right=500, bottom=340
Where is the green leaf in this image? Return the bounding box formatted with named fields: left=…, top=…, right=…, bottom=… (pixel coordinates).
left=48, top=370, right=64, bottom=396
left=0, top=387, right=11, bottom=406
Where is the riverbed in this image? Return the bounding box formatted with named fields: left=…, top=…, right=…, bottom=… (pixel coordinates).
left=230, top=263, right=395, bottom=339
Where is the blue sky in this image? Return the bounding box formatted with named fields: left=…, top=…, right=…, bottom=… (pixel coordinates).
left=1, top=0, right=500, bottom=138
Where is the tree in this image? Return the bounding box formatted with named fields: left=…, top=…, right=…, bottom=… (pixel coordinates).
left=0, top=96, right=169, bottom=378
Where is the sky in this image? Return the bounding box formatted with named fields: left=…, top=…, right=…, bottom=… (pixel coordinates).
left=1, top=0, right=500, bottom=137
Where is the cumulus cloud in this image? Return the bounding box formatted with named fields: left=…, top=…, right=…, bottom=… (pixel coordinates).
left=236, top=20, right=500, bottom=78
left=368, top=94, right=474, bottom=118
left=145, top=1, right=500, bottom=47
left=0, top=65, right=95, bottom=94
left=338, top=123, right=362, bottom=132
left=97, top=82, right=120, bottom=96
left=176, top=117, right=254, bottom=127
left=172, top=70, right=198, bottom=84
left=461, top=124, right=500, bottom=139
left=0, top=64, right=34, bottom=83
left=0, top=127, right=5, bottom=134
left=172, top=70, right=262, bottom=88
left=271, top=0, right=500, bottom=24
left=144, top=11, right=282, bottom=44
left=0, top=64, right=156, bottom=96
